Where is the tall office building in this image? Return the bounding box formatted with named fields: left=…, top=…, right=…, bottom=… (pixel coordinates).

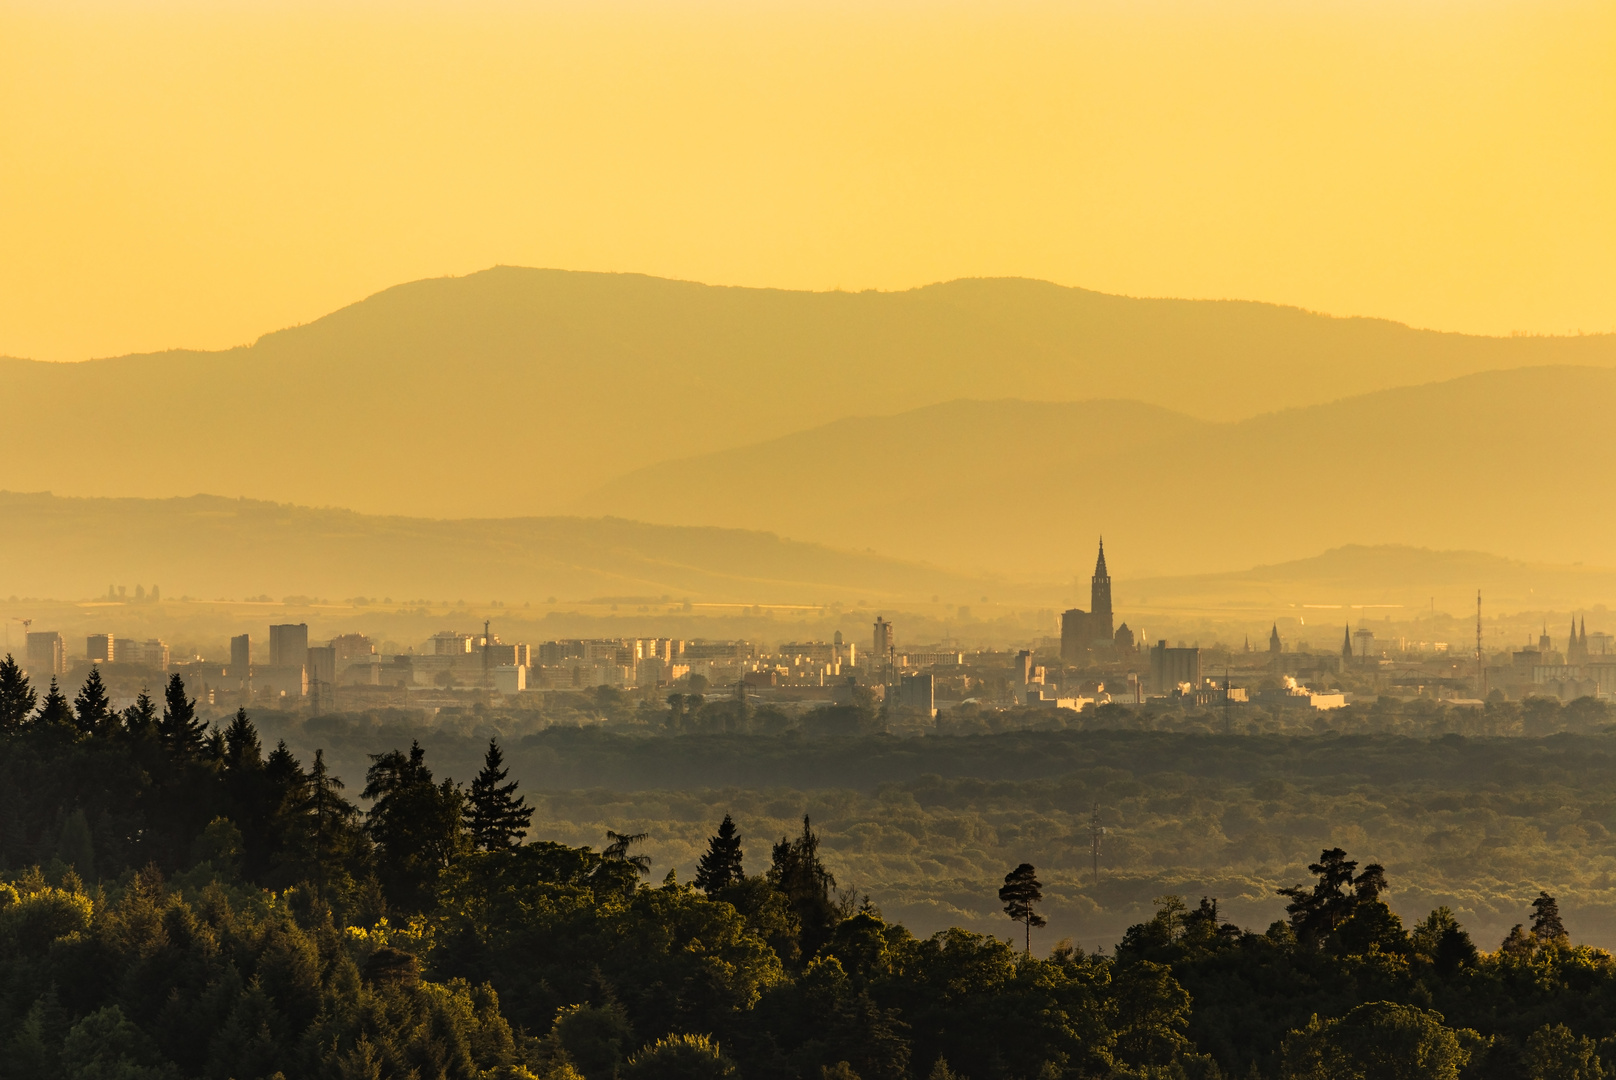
left=873, top=618, right=894, bottom=665
left=230, top=634, right=251, bottom=673
left=87, top=634, right=116, bottom=662
left=269, top=624, right=309, bottom=668
left=26, top=631, right=66, bottom=677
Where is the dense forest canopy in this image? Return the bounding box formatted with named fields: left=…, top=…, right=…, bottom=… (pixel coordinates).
left=4, top=661, right=1616, bottom=1078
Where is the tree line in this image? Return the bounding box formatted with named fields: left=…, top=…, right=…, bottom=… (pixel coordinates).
left=6, top=658, right=1616, bottom=1079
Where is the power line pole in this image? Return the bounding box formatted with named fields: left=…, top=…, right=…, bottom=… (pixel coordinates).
left=1089, top=802, right=1104, bottom=887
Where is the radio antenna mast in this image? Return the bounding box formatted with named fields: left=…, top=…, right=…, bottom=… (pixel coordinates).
left=1475, top=591, right=1484, bottom=699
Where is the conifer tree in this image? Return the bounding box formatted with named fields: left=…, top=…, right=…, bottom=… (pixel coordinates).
left=73, top=667, right=113, bottom=737
left=695, top=814, right=745, bottom=894
left=223, top=708, right=263, bottom=771
left=300, top=748, right=358, bottom=890
left=0, top=654, right=36, bottom=733
left=999, top=862, right=1046, bottom=954
left=604, top=830, right=652, bottom=876
left=159, top=674, right=206, bottom=758
left=1531, top=891, right=1567, bottom=944
left=121, top=690, right=159, bottom=742
left=465, top=738, right=532, bottom=851
left=363, top=741, right=467, bottom=911
left=35, top=677, right=73, bottom=728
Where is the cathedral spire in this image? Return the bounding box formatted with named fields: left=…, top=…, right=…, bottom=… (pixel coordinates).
left=1342, top=624, right=1353, bottom=660
left=1094, top=536, right=1107, bottom=579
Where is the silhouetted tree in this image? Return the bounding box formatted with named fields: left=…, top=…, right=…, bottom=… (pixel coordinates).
left=465, top=737, right=532, bottom=851
left=695, top=813, right=745, bottom=894
left=72, top=668, right=112, bottom=737
left=0, top=654, right=36, bottom=733
left=771, top=815, right=842, bottom=956
left=297, top=747, right=359, bottom=890
left=159, top=673, right=206, bottom=758
left=35, top=677, right=72, bottom=728
left=999, top=862, right=1046, bottom=954
left=1531, top=891, right=1567, bottom=945
left=120, top=690, right=159, bottom=742
left=1278, top=847, right=1359, bottom=942
left=363, top=740, right=466, bottom=911
left=223, top=708, right=262, bottom=771
left=604, top=829, right=651, bottom=876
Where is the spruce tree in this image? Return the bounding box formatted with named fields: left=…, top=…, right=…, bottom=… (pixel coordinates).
left=223, top=709, right=263, bottom=771
left=999, top=863, right=1046, bottom=954
left=159, top=673, right=206, bottom=758
left=121, top=690, right=159, bottom=742
left=695, top=814, right=745, bottom=895
left=72, top=668, right=113, bottom=737
left=465, top=738, right=533, bottom=851
left=0, top=654, right=36, bottom=733
left=35, top=677, right=73, bottom=728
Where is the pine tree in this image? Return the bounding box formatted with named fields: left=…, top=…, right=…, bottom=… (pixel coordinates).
left=159, top=674, right=207, bottom=758
left=694, top=814, right=744, bottom=894
left=999, top=862, right=1046, bottom=954
left=72, top=668, right=113, bottom=737
left=0, top=654, right=36, bottom=733
left=465, top=738, right=533, bottom=851
left=1531, top=891, right=1567, bottom=944
left=35, top=677, right=73, bottom=728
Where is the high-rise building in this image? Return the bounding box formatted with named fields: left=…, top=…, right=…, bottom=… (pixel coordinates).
left=269, top=624, right=309, bottom=668
left=87, top=634, right=116, bottom=662
left=230, top=634, right=251, bottom=674
left=26, top=631, right=65, bottom=677
left=307, top=645, right=337, bottom=686
left=331, top=633, right=375, bottom=664
left=873, top=618, right=894, bottom=665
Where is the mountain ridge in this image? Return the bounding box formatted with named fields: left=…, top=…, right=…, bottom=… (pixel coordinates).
left=1, top=266, right=1611, bottom=522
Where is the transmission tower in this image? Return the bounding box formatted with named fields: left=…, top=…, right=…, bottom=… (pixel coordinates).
left=1089, top=802, right=1105, bottom=887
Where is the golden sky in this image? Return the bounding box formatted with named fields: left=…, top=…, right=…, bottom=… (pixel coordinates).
left=2, top=0, right=1612, bottom=362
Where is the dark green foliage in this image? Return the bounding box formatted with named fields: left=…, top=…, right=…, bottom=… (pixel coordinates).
left=694, top=814, right=744, bottom=895
left=998, top=863, right=1046, bottom=954
left=0, top=654, right=36, bottom=733
left=770, top=816, right=844, bottom=959
left=72, top=667, right=113, bottom=737
left=158, top=674, right=205, bottom=758
left=35, top=677, right=72, bottom=728
left=12, top=706, right=1616, bottom=1079
left=466, top=738, right=532, bottom=852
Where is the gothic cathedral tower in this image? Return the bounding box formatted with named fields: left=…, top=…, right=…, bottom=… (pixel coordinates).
left=1092, top=539, right=1113, bottom=641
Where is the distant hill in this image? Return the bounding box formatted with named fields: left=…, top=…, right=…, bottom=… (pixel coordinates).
left=577, top=366, right=1616, bottom=579
left=0, top=267, right=1609, bottom=520
left=1124, top=545, right=1616, bottom=616
left=0, top=492, right=990, bottom=605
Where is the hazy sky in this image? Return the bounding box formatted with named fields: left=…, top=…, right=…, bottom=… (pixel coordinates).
left=2, top=0, right=1612, bottom=362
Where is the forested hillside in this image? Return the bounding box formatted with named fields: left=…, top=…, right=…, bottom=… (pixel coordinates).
left=5, top=659, right=1616, bottom=1078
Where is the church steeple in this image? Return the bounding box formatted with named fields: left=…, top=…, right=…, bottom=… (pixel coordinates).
left=1269, top=624, right=1282, bottom=655
left=1089, top=537, right=1113, bottom=641
left=1342, top=624, right=1353, bottom=660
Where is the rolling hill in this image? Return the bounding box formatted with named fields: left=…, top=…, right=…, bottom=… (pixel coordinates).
left=0, top=267, right=1610, bottom=521
left=0, top=492, right=992, bottom=606
left=576, top=366, right=1616, bottom=578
